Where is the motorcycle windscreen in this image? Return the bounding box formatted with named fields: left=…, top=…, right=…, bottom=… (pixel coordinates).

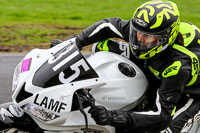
left=32, top=43, right=99, bottom=88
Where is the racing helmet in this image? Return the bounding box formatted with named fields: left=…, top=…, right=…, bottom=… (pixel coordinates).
left=129, top=0, right=180, bottom=59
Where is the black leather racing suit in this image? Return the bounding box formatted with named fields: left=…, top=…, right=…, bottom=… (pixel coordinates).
left=76, top=17, right=200, bottom=133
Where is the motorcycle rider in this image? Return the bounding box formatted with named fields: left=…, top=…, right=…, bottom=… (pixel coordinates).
left=74, top=0, right=200, bottom=133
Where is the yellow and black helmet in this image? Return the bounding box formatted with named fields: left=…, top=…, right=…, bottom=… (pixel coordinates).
left=130, top=0, right=180, bottom=59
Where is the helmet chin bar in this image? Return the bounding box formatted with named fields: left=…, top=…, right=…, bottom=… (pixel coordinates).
left=139, top=44, right=169, bottom=59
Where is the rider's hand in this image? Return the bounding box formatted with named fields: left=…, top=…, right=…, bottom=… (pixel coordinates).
left=50, top=39, right=62, bottom=48
left=88, top=105, right=131, bottom=127
left=88, top=105, right=112, bottom=125
left=50, top=34, right=83, bottom=50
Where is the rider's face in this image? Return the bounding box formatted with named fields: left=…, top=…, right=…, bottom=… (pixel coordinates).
left=137, top=32, right=159, bottom=49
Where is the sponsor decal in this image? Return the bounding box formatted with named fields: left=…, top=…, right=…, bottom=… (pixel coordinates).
left=135, top=18, right=147, bottom=27
left=0, top=108, right=13, bottom=120
left=163, top=66, right=177, bottom=75
left=8, top=104, right=24, bottom=117
left=119, top=42, right=130, bottom=58
left=162, top=61, right=181, bottom=78
left=34, top=94, right=67, bottom=113
left=22, top=103, right=59, bottom=121
left=102, top=95, right=126, bottom=101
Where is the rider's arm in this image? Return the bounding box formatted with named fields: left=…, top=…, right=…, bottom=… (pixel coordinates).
left=89, top=63, right=191, bottom=132
left=76, top=17, right=130, bottom=49
left=112, top=65, right=191, bottom=132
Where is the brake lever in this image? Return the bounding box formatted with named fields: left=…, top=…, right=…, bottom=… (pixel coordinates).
left=81, top=89, right=95, bottom=106
left=75, top=89, right=96, bottom=133
left=75, top=92, right=88, bottom=133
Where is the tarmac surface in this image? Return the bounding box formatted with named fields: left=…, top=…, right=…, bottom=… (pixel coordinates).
left=0, top=53, right=25, bottom=104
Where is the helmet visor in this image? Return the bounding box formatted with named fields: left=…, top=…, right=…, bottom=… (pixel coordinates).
left=137, top=31, right=160, bottom=50
left=130, top=23, right=168, bottom=51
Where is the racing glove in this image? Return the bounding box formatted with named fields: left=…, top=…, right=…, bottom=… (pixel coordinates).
left=88, top=105, right=130, bottom=127
left=50, top=34, right=79, bottom=48
left=50, top=39, right=62, bottom=48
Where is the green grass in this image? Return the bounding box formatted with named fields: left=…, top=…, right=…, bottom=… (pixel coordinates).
left=0, top=0, right=146, bottom=26
left=0, top=0, right=200, bottom=51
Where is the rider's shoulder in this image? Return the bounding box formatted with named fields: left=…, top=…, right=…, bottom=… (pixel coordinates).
left=178, top=21, right=200, bottom=47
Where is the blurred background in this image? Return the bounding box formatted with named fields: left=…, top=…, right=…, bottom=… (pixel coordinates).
left=0, top=0, right=200, bottom=52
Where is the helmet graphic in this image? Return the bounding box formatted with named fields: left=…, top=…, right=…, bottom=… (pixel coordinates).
left=129, top=0, right=180, bottom=59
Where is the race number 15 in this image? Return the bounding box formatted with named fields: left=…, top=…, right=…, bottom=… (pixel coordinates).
left=48, top=45, right=90, bottom=83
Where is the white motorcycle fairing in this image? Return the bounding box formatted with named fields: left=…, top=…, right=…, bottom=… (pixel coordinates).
left=11, top=38, right=148, bottom=132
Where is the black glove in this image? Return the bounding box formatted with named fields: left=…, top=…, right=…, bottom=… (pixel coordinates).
left=88, top=105, right=130, bottom=127
left=50, top=39, right=62, bottom=48
left=88, top=105, right=112, bottom=125
left=50, top=34, right=78, bottom=48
